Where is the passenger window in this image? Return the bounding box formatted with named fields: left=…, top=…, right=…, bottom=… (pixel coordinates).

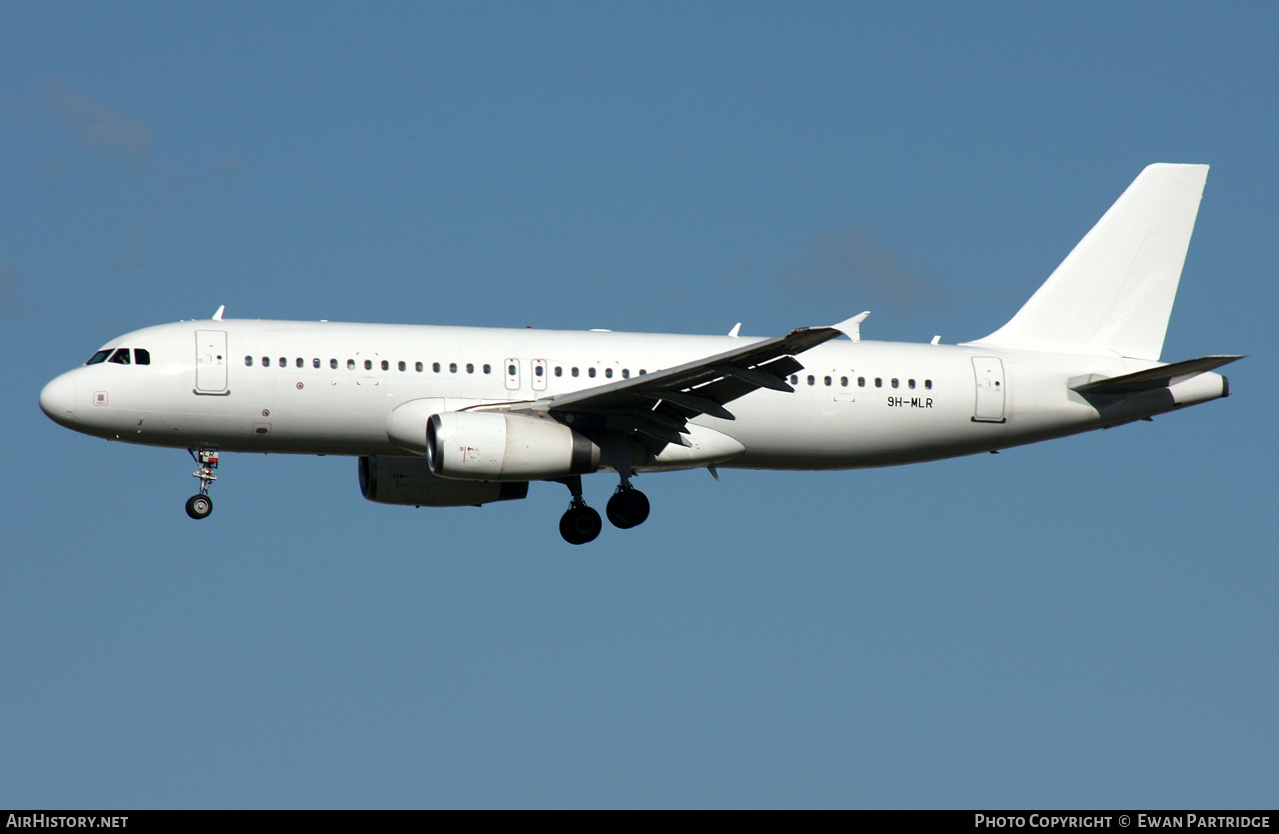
left=824, top=376, right=831, bottom=386
left=535, top=365, right=543, bottom=377
left=245, top=356, right=253, bottom=367
left=380, top=360, right=388, bottom=371
left=507, top=364, right=516, bottom=376
left=588, top=368, right=596, bottom=378
left=790, top=375, right=798, bottom=385
left=331, top=359, right=338, bottom=369
left=908, top=379, right=916, bottom=389
left=415, top=362, right=423, bottom=372
left=313, top=358, right=320, bottom=368
left=925, top=379, right=933, bottom=390
left=639, top=369, right=647, bottom=375
left=622, top=369, right=630, bottom=379
left=134, top=349, right=150, bottom=365
left=467, top=363, right=474, bottom=374
left=449, top=363, right=457, bottom=373
left=86, top=350, right=111, bottom=365
left=109, top=348, right=131, bottom=365
left=858, top=377, right=866, bottom=387
left=807, top=375, right=815, bottom=386
left=891, top=378, right=899, bottom=388
left=875, top=378, right=882, bottom=388
left=605, top=368, right=613, bottom=378
left=364, top=360, right=372, bottom=370
left=278, top=357, right=286, bottom=368
left=433, top=362, right=440, bottom=373
left=572, top=367, right=579, bottom=377
left=347, top=359, right=355, bottom=370
left=841, top=376, right=848, bottom=387
left=554, top=366, right=562, bottom=377
left=296, top=358, right=304, bottom=368
left=398, top=361, right=406, bottom=371
left=483, top=364, right=491, bottom=374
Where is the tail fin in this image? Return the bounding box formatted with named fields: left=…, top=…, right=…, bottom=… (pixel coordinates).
left=967, top=163, right=1209, bottom=361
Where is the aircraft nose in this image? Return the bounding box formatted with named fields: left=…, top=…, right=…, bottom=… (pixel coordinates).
left=39, top=373, right=77, bottom=426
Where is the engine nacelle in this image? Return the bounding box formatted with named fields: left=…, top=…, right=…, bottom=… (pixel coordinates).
left=359, top=455, right=528, bottom=507
left=427, top=411, right=600, bottom=481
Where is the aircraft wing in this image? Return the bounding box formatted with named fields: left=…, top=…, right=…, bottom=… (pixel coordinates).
left=508, top=324, right=846, bottom=447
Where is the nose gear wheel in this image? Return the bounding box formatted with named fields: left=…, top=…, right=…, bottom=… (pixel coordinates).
left=185, top=448, right=219, bottom=520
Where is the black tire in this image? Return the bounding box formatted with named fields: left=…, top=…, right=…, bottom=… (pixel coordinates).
left=559, top=505, right=602, bottom=544
left=606, top=489, right=650, bottom=529
left=185, top=494, right=213, bottom=520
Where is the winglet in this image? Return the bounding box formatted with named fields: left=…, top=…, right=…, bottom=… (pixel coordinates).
left=728, top=322, right=742, bottom=338
left=212, top=305, right=225, bottom=321
left=832, top=311, right=871, bottom=342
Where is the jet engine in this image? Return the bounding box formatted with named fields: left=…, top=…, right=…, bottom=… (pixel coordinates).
left=359, top=455, right=528, bottom=507
left=427, top=411, right=600, bottom=481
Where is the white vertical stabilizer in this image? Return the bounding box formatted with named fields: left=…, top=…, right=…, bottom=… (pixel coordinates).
left=968, top=163, right=1208, bottom=361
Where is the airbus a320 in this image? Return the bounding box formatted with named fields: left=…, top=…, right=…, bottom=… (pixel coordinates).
left=40, top=164, right=1240, bottom=543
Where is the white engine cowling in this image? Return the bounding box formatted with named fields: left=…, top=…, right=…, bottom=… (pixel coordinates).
left=359, top=456, right=528, bottom=507
left=427, top=411, right=600, bottom=481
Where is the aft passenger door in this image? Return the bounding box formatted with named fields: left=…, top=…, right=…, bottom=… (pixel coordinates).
left=971, top=356, right=1006, bottom=422
left=195, top=330, right=228, bottom=394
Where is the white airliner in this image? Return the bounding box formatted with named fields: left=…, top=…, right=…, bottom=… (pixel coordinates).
left=40, top=164, right=1240, bottom=543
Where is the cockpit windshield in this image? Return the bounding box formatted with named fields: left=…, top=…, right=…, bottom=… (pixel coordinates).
left=85, top=347, right=151, bottom=366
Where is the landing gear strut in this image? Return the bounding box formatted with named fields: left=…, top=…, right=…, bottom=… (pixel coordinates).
left=186, top=448, right=218, bottom=520
left=557, top=476, right=601, bottom=545
left=606, top=477, right=650, bottom=529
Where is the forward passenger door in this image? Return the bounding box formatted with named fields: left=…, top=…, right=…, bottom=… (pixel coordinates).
left=195, top=330, right=228, bottom=394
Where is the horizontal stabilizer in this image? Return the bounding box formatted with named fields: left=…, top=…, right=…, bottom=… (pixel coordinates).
left=1070, top=355, right=1243, bottom=395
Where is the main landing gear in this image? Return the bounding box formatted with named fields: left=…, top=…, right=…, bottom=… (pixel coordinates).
left=185, top=448, right=218, bottom=520
left=556, top=475, right=650, bottom=544
left=606, top=477, right=650, bottom=530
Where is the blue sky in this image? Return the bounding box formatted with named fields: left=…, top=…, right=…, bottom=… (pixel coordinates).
left=2, top=2, right=1275, bottom=808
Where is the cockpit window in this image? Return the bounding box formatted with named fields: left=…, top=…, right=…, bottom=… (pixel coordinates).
left=85, top=350, right=111, bottom=365
left=134, top=349, right=150, bottom=366
left=109, top=348, right=131, bottom=365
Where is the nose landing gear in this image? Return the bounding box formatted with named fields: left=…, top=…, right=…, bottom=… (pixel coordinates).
left=185, top=448, right=218, bottom=519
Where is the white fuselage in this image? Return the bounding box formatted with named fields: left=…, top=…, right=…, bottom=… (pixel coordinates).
left=39, top=318, right=1228, bottom=472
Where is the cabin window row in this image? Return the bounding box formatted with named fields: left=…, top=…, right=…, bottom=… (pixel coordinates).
left=243, top=355, right=648, bottom=379
left=789, top=373, right=933, bottom=390
left=556, top=366, right=646, bottom=379
left=245, top=356, right=494, bottom=373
